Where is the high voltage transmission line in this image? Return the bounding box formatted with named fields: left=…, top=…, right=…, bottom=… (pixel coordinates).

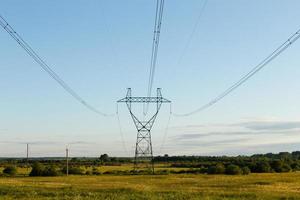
left=176, top=0, right=208, bottom=66
left=0, top=15, right=114, bottom=117
left=173, top=28, right=300, bottom=117
left=2, top=3, right=300, bottom=160
left=117, top=0, right=170, bottom=173
left=117, top=88, right=171, bottom=173
left=144, top=0, right=165, bottom=116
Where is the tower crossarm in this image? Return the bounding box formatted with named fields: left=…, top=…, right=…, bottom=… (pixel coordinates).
left=117, top=88, right=171, bottom=174
left=117, top=97, right=170, bottom=103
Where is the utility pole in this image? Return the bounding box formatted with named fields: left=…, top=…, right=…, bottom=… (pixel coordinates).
left=26, top=143, right=29, bottom=161
left=26, top=143, right=29, bottom=175
left=117, top=88, right=171, bottom=174
left=66, top=146, right=69, bottom=176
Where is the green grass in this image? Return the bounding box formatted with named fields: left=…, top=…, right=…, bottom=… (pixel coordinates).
left=0, top=164, right=190, bottom=176
left=86, top=164, right=190, bottom=173
left=0, top=173, right=300, bottom=199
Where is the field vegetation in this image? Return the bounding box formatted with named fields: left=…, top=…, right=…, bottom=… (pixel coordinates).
left=0, top=151, right=300, bottom=199
left=0, top=173, right=300, bottom=199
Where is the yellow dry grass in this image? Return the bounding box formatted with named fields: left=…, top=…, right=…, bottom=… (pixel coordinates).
left=0, top=172, right=299, bottom=199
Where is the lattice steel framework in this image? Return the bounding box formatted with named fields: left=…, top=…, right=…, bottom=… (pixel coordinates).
left=117, top=88, right=171, bottom=173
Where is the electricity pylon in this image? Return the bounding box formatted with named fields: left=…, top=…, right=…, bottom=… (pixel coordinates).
left=117, top=88, right=171, bottom=173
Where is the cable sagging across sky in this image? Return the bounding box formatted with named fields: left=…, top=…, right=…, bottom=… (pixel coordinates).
left=0, top=15, right=114, bottom=117
left=173, top=28, right=300, bottom=117
left=176, top=0, right=208, bottom=66
left=144, top=0, right=165, bottom=115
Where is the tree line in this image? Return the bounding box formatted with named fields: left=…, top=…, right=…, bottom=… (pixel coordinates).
left=1, top=151, right=300, bottom=176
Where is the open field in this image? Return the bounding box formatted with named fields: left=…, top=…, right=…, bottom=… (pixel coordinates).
left=0, top=164, right=190, bottom=176
left=0, top=173, right=300, bottom=200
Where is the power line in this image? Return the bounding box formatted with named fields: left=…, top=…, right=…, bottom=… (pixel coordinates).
left=176, top=0, right=208, bottom=66
left=173, top=28, right=300, bottom=117
left=99, top=2, right=120, bottom=70
left=148, top=0, right=165, bottom=98
left=159, top=103, right=172, bottom=155
left=0, top=15, right=114, bottom=117
left=144, top=0, right=165, bottom=115
left=116, top=104, right=129, bottom=156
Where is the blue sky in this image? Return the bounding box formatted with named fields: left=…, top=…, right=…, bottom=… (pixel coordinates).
left=1, top=0, right=300, bottom=157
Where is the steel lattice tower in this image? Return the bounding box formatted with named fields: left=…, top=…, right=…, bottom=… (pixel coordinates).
left=118, top=88, right=171, bottom=173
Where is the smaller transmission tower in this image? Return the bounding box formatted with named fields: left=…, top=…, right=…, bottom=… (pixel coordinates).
left=66, top=146, right=69, bottom=176
left=118, top=88, right=171, bottom=173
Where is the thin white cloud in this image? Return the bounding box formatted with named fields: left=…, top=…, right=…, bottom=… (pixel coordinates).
left=163, top=118, right=300, bottom=156
left=235, top=121, right=300, bottom=131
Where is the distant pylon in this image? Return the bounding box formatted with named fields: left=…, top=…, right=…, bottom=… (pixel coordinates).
left=118, top=88, right=171, bottom=173
left=26, top=143, right=29, bottom=162
left=26, top=143, right=29, bottom=175
left=66, top=146, right=69, bottom=176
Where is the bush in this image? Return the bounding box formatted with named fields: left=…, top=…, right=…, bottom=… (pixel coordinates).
left=225, top=164, right=242, bottom=175
left=291, top=161, right=300, bottom=171
left=99, top=154, right=110, bottom=163
left=208, top=163, right=225, bottom=174
left=156, top=170, right=170, bottom=175
left=199, top=167, right=207, bottom=174
left=43, top=165, right=60, bottom=176
left=3, top=166, right=17, bottom=176
left=242, top=166, right=251, bottom=175
left=61, top=166, right=84, bottom=175
left=281, top=163, right=292, bottom=172
left=92, top=167, right=101, bottom=175
left=85, top=170, right=93, bottom=175
left=29, top=162, right=59, bottom=176
left=103, top=170, right=116, bottom=175
left=30, top=162, right=46, bottom=176
left=68, top=167, right=84, bottom=175
left=253, top=161, right=272, bottom=173
left=271, top=160, right=291, bottom=173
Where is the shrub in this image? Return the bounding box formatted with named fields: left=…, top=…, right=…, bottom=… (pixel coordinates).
left=156, top=169, right=170, bottom=175
left=291, top=161, right=300, bottom=171
left=271, top=160, right=282, bottom=172
left=43, top=165, right=59, bottom=176
left=271, top=160, right=291, bottom=173
left=99, top=154, right=110, bottom=163
left=175, top=170, right=188, bottom=174
left=208, top=163, right=225, bottom=174
left=281, top=163, right=292, bottom=172
left=242, top=166, right=251, bottom=175
left=253, top=161, right=272, bottom=173
left=3, top=166, right=17, bottom=176
left=68, top=167, right=84, bottom=175
left=191, top=168, right=204, bottom=174
left=199, top=167, right=207, bottom=174
left=30, top=162, right=46, bottom=176
left=103, top=170, right=120, bottom=175
left=92, top=167, right=101, bottom=175
left=207, top=166, right=217, bottom=174
left=225, top=164, right=242, bottom=175
left=85, top=170, right=93, bottom=175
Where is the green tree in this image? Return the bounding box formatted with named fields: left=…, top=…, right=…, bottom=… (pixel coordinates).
left=254, top=161, right=272, bottom=173
left=99, top=154, right=110, bottom=163
left=208, top=163, right=225, bottom=174
left=68, top=167, right=84, bottom=175
left=3, top=166, right=17, bottom=176
left=29, top=162, right=46, bottom=176
left=225, top=164, right=242, bottom=175
left=271, top=160, right=291, bottom=173
left=92, top=167, right=101, bottom=175
left=291, top=161, right=300, bottom=171
left=43, top=165, right=59, bottom=176
left=241, top=166, right=251, bottom=175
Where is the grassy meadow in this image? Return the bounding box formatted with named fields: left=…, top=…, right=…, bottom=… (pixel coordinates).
left=0, top=172, right=300, bottom=199
left=1, top=152, right=300, bottom=199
